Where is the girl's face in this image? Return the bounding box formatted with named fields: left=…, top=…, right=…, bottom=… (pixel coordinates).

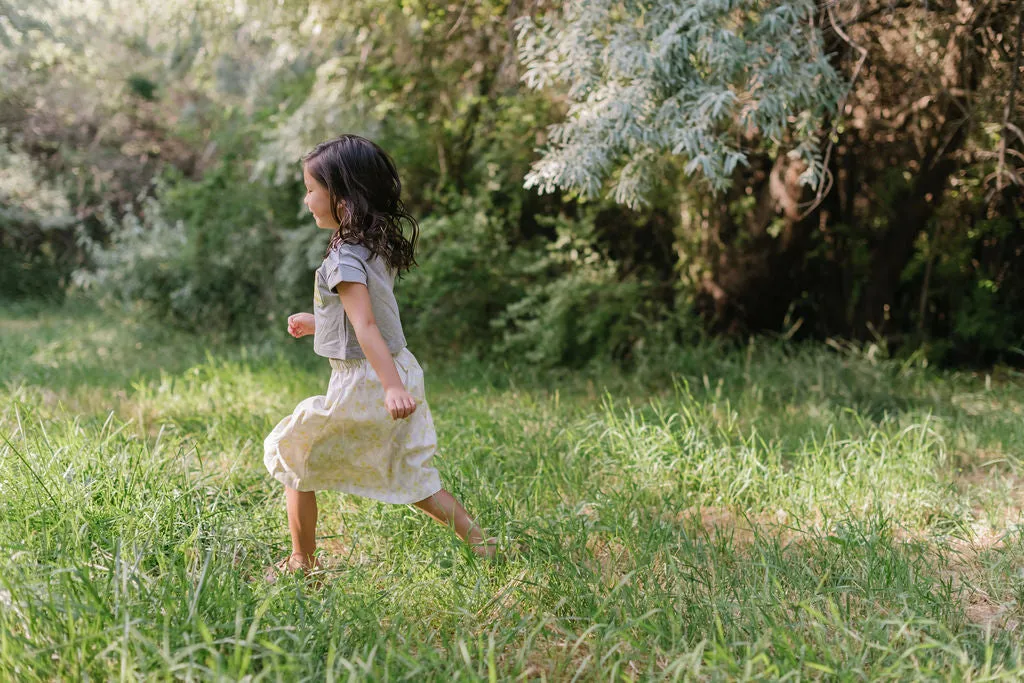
left=303, top=165, right=341, bottom=230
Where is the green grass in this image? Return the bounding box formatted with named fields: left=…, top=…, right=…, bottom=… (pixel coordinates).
left=3, top=298, right=1024, bottom=679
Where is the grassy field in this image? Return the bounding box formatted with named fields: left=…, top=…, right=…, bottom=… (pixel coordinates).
left=3, top=299, right=1024, bottom=680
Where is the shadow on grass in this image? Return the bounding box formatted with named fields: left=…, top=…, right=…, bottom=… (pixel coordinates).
left=1, top=298, right=318, bottom=392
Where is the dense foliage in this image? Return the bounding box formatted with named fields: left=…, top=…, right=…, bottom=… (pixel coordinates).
left=2, top=0, right=1021, bottom=365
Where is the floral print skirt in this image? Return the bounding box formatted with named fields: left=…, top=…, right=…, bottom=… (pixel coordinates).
left=264, top=348, right=443, bottom=504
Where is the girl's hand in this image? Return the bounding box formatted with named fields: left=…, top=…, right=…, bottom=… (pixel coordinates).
left=385, top=387, right=417, bottom=420
left=287, top=312, right=315, bottom=338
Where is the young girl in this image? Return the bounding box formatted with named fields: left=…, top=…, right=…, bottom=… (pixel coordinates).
left=263, top=135, right=496, bottom=578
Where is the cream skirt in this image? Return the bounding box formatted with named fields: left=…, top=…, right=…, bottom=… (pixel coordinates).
left=263, top=347, right=443, bottom=503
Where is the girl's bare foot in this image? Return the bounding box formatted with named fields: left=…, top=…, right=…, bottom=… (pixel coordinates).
left=264, top=552, right=322, bottom=583
left=466, top=523, right=498, bottom=560
left=470, top=537, right=498, bottom=560
left=412, top=490, right=497, bottom=559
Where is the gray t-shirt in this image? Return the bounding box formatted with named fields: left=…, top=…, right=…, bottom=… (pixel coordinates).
left=312, top=243, right=407, bottom=360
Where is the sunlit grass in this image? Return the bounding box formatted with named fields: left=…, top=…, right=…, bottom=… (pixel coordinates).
left=3, top=299, right=1024, bottom=679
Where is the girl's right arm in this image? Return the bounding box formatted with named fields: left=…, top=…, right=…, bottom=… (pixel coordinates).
left=287, top=312, right=315, bottom=338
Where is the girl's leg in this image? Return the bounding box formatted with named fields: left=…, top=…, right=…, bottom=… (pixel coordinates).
left=285, top=487, right=319, bottom=569
left=413, top=489, right=496, bottom=558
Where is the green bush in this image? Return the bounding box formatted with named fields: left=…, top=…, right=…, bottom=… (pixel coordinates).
left=901, top=194, right=1024, bottom=364
left=493, top=210, right=691, bottom=367
left=399, top=190, right=698, bottom=367
left=0, top=143, right=78, bottom=300
left=400, top=192, right=537, bottom=356
left=75, top=164, right=309, bottom=336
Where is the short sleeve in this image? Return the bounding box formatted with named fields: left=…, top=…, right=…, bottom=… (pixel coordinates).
left=325, top=245, right=367, bottom=291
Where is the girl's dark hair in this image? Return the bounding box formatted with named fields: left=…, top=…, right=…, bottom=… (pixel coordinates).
left=303, top=135, right=418, bottom=275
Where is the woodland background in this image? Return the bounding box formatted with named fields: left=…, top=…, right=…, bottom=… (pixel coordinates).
left=2, top=0, right=1022, bottom=365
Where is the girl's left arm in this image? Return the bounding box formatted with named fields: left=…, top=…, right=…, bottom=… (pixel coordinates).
left=336, top=282, right=416, bottom=419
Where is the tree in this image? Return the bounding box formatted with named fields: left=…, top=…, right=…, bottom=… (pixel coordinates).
left=517, top=0, right=1024, bottom=363
left=515, top=0, right=846, bottom=208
